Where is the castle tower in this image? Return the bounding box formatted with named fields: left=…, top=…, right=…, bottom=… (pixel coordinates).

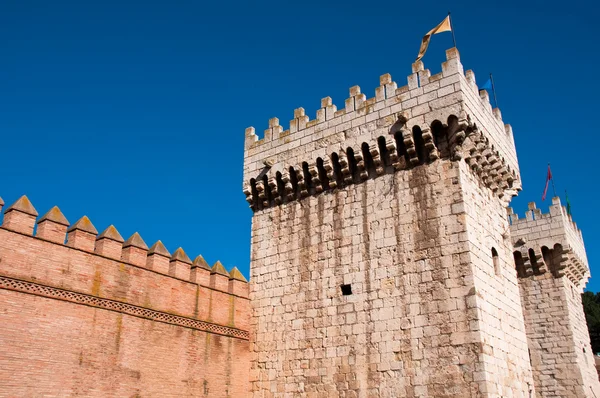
left=509, top=198, right=600, bottom=397
left=243, top=48, right=535, bottom=397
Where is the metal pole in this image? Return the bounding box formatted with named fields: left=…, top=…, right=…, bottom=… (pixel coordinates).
left=448, top=12, right=457, bottom=48
left=490, top=73, right=499, bottom=108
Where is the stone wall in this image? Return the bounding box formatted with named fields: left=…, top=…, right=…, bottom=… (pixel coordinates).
left=460, top=166, right=535, bottom=396
left=510, top=198, right=600, bottom=397
left=249, top=161, right=470, bottom=396
left=248, top=158, right=534, bottom=397
left=243, top=44, right=535, bottom=397
left=0, top=196, right=251, bottom=397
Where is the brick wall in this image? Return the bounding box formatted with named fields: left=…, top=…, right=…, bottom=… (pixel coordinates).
left=0, top=199, right=251, bottom=397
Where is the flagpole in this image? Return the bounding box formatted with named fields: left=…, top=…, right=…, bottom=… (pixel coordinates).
left=448, top=12, right=457, bottom=48
left=549, top=163, right=557, bottom=198
left=490, top=73, right=499, bottom=108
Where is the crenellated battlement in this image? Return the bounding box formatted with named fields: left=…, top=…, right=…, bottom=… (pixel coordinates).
left=0, top=195, right=247, bottom=290
left=243, top=48, right=521, bottom=210
left=509, top=197, right=589, bottom=290
left=0, top=194, right=249, bottom=340
left=0, top=193, right=252, bottom=395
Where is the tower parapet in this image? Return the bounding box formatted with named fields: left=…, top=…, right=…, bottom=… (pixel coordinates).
left=509, top=196, right=589, bottom=290
left=243, top=48, right=521, bottom=210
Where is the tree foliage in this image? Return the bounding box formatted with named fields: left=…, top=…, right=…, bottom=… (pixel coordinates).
left=582, top=291, right=600, bottom=354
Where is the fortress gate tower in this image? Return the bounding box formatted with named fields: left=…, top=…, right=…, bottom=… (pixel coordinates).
left=243, top=48, right=537, bottom=397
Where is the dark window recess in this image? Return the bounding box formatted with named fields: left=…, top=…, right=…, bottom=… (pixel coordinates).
left=341, top=284, right=352, bottom=296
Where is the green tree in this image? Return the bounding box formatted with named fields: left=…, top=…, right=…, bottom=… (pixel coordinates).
left=582, top=291, right=600, bottom=354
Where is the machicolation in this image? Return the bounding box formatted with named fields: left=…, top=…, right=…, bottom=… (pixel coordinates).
left=243, top=49, right=520, bottom=215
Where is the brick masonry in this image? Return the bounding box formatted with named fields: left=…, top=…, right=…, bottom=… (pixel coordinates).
left=0, top=198, right=250, bottom=397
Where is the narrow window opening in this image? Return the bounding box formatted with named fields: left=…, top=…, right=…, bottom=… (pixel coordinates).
left=431, top=120, right=449, bottom=158
left=316, top=157, right=330, bottom=191
left=529, top=248, right=540, bottom=274
left=492, top=247, right=500, bottom=276
left=552, top=243, right=564, bottom=277
left=393, top=131, right=409, bottom=167
left=361, top=142, right=376, bottom=178
left=275, top=172, right=285, bottom=203
left=331, top=152, right=344, bottom=187
left=514, top=251, right=525, bottom=278
left=412, top=126, right=428, bottom=165
left=541, top=246, right=552, bottom=273
left=262, top=175, right=272, bottom=205
left=341, top=284, right=352, bottom=296
left=289, top=167, right=299, bottom=198
left=377, top=136, right=389, bottom=168
left=302, top=162, right=313, bottom=195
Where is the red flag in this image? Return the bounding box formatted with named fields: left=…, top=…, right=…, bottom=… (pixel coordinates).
left=542, top=165, right=552, bottom=201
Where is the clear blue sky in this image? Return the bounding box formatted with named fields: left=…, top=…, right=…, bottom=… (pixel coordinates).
left=1, top=0, right=597, bottom=290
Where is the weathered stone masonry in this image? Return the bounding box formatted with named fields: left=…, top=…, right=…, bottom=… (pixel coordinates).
left=244, top=49, right=533, bottom=397
left=0, top=196, right=250, bottom=397
left=510, top=199, right=600, bottom=397
left=243, top=48, right=541, bottom=397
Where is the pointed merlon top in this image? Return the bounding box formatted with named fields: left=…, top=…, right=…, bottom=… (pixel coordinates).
left=4, top=195, right=38, bottom=216
left=148, top=240, right=170, bottom=257
left=97, top=225, right=124, bottom=242
left=67, top=216, right=98, bottom=234
left=192, top=255, right=211, bottom=270
left=228, top=267, right=248, bottom=282
left=123, top=232, right=148, bottom=250
left=211, top=260, right=229, bottom=276
left=171, top=247, right=192, bottom=264
left=37, top=206, right=69, bottom=226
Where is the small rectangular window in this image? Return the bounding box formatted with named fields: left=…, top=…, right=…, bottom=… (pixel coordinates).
left=341, top=284, right=352, bottom=296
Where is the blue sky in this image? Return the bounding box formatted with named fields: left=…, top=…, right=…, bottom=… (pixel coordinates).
left=1, top=0, right=597, bottom=290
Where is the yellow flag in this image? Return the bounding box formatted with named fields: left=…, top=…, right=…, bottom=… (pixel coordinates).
left=415, top=16, right=452, bottom=62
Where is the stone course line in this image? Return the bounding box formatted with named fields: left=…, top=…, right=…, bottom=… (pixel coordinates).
left=0, top=275, right=249, bottom=340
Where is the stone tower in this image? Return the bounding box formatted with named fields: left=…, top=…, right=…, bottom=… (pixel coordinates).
left=243, top=48, right=536, bottom=397
left=510, top=199, right=600, bottom=397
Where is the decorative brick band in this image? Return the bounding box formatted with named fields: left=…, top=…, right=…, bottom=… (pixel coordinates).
left=0, top=275, right=249, bottom=340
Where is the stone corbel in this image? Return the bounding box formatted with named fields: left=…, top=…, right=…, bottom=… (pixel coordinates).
left=421, top=126, right=439, bottom=161
left=370, top=144, right=384, bottom=175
